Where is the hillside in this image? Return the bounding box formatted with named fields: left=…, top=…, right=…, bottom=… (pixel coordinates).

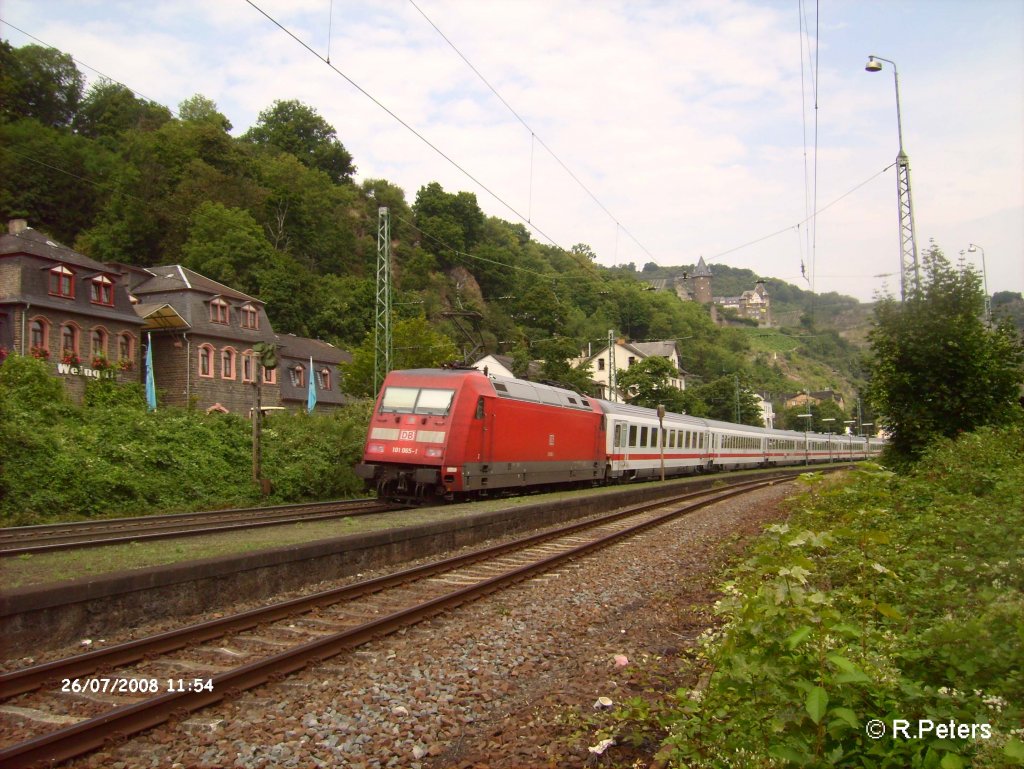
left=1, top=38, right=873, bottom=420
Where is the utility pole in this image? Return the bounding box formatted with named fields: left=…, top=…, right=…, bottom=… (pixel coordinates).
left=607, top=329, right=617, bottom=402
left=374, top=207, right=392, bottom=395
left=866, top=55, right=920, bottom=300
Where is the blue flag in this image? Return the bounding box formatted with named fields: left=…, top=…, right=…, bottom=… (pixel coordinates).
left=306, top=355, right=317, bottom=413
left=145, top=333, right=157, bottom=411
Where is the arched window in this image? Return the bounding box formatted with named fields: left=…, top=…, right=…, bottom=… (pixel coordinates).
left=198, top=344, right=214, bottom=378
left=90, top=327, right=108, bottom=362
left=262, top=365, right=276, bottom=385
left=90, top=275, right=114, bottom=306
left=29, top=318, right=50, bottom=355
left=60, top=323, right=80, bottom=362
left=221, top=347, right=236, bottom=380
left=242, top=350, right=254, bottom=382
left=49, top=264, right=75, bottom=298
left=118, top=332, right=135, bottom=364
left=290, top=364, right=305, bottom=388
left=209, top=297, right=230, bottom=324
left=318, top=367, right=331, bottom=391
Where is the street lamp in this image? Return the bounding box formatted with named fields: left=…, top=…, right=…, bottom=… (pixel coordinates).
left=844, top=420, right=856, bottom=459
left=657, top=404, right=666, bottom=482
left=865, top=54, right=919, bottom=300
left=821, top=417, right=835, bottom=462
left=967, top=243, right=991, bottom=323
left=797, top=413, right=813, bottom=465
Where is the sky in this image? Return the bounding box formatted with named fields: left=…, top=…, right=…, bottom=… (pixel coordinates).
left=2, top=0, right=1022, bottom=303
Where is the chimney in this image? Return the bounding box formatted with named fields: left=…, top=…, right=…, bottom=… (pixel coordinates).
left=8, top=219, right=28, bottom=235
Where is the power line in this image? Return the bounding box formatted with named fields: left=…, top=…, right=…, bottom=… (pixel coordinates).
left=406, top=0, right=656, bottom=262
left=243, top=0, right=567, bottom=253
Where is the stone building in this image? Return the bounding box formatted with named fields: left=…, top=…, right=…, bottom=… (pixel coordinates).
left=0, top=220, right=350, bottom=414
left=0, top=219, right=144, bottom=400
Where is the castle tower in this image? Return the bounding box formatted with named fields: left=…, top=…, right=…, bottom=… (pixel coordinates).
left=690, top=256, right=713, bottom=304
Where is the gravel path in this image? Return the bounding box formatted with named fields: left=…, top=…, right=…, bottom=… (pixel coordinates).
left=60, top=482, right=795, bottom=769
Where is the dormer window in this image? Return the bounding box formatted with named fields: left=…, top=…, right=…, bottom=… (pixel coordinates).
left=210, top=297, right=230, bottom=324
left=90, top=275, right=114, bottom=306
left=241, top=303, right=259, bottom=330
left=49, top=264, right=75, bottom=298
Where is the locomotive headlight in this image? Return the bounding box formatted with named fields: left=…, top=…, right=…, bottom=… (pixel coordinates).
left=368, top=443, right=385, bottom=454
left=425, top=448, right=443, bottom=458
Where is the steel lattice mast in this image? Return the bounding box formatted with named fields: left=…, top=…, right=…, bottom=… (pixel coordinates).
left=867, top=55, right=919, bottom=300
left=374, top=206, right=392, bottom=394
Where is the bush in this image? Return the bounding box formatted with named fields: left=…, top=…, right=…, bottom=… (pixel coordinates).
left=0, top=353, right=374, bottom=523
left=625, top=422, right=1024, bottom=768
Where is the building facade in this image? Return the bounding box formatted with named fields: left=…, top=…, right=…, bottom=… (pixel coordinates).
left=0, top=220, right=350, bottom=414
left=574, top=339, right=686, bottom=402
left=1, top=220, right=144, bottom=400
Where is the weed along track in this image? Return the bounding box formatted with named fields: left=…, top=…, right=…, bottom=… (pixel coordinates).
left=0, top=473, right=804, bottom=768
left=0, top=498, right=398, bottom=557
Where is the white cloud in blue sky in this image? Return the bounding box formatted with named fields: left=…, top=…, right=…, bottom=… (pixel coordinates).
left=3, top=0, right=1022, bottom=301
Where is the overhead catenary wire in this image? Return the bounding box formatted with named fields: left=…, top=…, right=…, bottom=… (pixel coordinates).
left=406, top=0, right=656, bottom=262
left=243, top=0, right=567, bottom=254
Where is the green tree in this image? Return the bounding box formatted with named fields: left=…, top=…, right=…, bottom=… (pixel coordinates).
left=616, top=356, right=688, bottom=412
left=180, top=202, right=275, bottom=295
left=242, top=99, right=355, bottom=183
left=178, top=94, right=232, bottom=131
left=867, top=244, right=1024, bottom=461
left=691, top=374, right=765, bottom=426
left=531, top=337, right=594, bottom=394
left=74, top=80, right=171, bottom=140
left=341, top=317, right=459, bottom=397
left=0, top=42, right=83, bottom=127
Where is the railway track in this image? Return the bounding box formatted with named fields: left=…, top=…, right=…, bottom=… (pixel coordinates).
left=0, top=470, right=811, bottom=768
left=0, top=498, right=399, bottom=557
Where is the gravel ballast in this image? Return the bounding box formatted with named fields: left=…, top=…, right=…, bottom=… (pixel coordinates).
left=56, top=482, right=796, bottom=769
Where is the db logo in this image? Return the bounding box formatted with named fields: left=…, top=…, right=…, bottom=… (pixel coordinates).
left=399, top=430, right=417, bottom=441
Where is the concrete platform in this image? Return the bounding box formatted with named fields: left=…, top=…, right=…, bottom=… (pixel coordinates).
left=2, top=476, right=733, bottom=656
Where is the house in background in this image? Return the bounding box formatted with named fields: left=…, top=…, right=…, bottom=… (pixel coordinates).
left=574, top=338, right=686, bottom=402
left=276, top=334, right=350, bottom=411
left=0, top=219, right=144, bottom=400
left=0, top=220, right=350, bottom=414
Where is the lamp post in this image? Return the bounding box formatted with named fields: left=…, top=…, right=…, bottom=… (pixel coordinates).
left=967, top=243, right=991, bottom=323
left=657, top=404, right=666, bottom=482
left=798, top=413, right=813, bottom=465
left=865, top=55, right=919, bottom=300
left=821, top=417, right=835, bottom=462
left=844, top=420, right=856, bottom=459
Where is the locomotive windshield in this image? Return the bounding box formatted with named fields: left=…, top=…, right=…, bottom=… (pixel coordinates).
left=380, top=386, right=455, bottom=416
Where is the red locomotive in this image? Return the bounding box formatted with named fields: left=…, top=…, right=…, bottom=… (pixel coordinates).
left=355, top=367, right=605, bottom=501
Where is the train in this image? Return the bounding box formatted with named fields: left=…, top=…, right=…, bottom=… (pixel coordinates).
left=355, top=367, right=885, bottom=502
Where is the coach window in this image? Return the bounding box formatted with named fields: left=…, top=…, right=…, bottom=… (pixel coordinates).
left=49, top=264, right=75, bottom=298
